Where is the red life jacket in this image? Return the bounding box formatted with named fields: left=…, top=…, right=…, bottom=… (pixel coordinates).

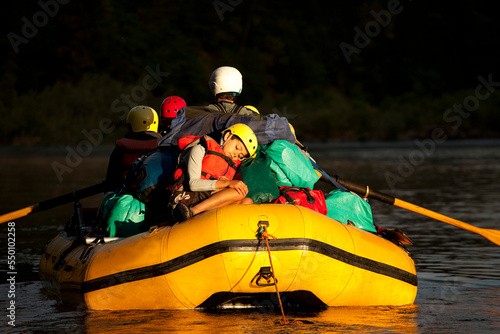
left=115, top=137, right=159, bottom=177
left=175, top=135, right=240, bottom=183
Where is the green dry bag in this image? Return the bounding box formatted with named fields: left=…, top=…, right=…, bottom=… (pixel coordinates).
left=261, top=140, right=319, bottom=189
left=325, top=190, right=377, bottom=233
left=240, top=148, right=280, bottom=204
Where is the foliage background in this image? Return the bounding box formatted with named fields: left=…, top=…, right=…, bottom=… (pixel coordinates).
left=1, top=0, right=500, bottom=146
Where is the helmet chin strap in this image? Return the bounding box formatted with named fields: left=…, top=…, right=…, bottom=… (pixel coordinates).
left=220, top=133, right=233, bottom=148
left=221, top=131, right=249, bottom=161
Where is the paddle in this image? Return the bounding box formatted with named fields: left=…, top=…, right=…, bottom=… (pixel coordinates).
left=0, top=182, right=108, bottom=225
left=310, top=160, right=500, bottom=247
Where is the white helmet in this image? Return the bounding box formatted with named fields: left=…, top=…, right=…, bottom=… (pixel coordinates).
left=209, top=66, right=243, bottom=95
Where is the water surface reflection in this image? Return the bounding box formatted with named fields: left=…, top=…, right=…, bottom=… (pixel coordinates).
left=0, top=141, right=499, bottom=333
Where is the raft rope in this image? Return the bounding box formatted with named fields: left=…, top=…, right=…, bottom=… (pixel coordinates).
left=227, top=243, right=259, bottom=293
left=256, top=222, right=289, bottom=324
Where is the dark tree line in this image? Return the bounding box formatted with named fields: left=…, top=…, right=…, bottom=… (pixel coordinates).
left=1, top=0, right=499, bottom=144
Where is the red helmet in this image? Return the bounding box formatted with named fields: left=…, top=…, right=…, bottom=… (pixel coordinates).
left=161, top=96, right=186, bottom=119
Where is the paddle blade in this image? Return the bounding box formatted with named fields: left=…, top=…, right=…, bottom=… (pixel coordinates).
left=394, top=199, right=500, bottom=247
left=0, top=182, right=106, bottom=225
left=0, top=205, right=38, bottom=225
left=479, top=229, right=500, bottom=247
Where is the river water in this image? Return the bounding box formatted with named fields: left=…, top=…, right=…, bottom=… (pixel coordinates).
left=0, top=140, right=499, bottom=333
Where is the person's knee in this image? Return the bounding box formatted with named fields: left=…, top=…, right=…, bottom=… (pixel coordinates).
left=241, top=197, right=253, bottom=205
left=224, top=188, right=246, bottom=200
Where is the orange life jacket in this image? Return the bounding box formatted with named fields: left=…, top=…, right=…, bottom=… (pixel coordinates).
left=175, top=135, right=240, bottom=184
left=115, top=137, right=159, bottom=177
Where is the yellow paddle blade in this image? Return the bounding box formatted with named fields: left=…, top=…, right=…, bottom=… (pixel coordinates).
left=0, top=182, right=107, bottom=225
left=394, top=199, right=500, bottom=246
left=0, top=205, right=38, bottom=224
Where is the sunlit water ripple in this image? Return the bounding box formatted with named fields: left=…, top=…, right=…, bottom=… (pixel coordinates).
left=0, top=140, right=499, bottom=333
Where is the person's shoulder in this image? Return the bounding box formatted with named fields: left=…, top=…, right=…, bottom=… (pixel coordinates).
left=218, top=102, right=260, bottom=116
left=203, top=102, right=230, bottom=113
left=123, top=131, right=160, bottom=140
left=238, top=106, right=260, bottom=116
left=185, top=105, right=217, bottom=118
left=143, top=131, right=162, bottom=139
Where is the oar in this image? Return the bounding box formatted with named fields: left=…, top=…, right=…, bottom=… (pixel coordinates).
left=310, top=159, right=500, bottom=247
left=0, top=182, right=108, bottom=225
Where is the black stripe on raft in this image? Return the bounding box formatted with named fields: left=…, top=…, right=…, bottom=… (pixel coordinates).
left=81, top=238, right=417, bottom=293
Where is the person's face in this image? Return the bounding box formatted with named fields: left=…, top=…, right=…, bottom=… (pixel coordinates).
left=223, top=134, right=248, bottom=161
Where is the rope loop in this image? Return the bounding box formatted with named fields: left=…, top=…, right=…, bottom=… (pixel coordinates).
left=255, top=221, right=287, bottom=323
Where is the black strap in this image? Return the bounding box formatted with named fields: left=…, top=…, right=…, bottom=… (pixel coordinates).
left=280, top=187, right=316, bottom=205
left=166, top=137, right=207, bottom=194
left=213, top=103, right=226, bottom=113
left=231, top=104, right=244, bottom=114
left=176, top=137, right=206, bottom=166
left=213, top=103, right=244, bottom=115
left=205, top=149, right=237, bottom=170
left=175, top=136, right=237, bottom=183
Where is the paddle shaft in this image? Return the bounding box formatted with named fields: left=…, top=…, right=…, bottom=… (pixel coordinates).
left=314, top=163, right=500, bottom=246
left=295, top=140, right=395, bottom=203
left=333, top=174, right=481, bottom=231
left=0, top=182, right=107, bottom=224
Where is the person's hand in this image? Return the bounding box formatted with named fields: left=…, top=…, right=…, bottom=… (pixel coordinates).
left=228, top=180, right=248, bottom=196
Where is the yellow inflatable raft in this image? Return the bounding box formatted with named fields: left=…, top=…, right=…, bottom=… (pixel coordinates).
left=39, top=204, right=417, bottom=310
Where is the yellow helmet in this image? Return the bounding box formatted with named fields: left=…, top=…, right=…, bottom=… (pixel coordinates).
left=288, top=122, right=296, bottom=140
left=244, top=105, right=260, bottom=114
left=223, top=123, right=258, bottom=160
left=126, top=106, right=159, bottom=132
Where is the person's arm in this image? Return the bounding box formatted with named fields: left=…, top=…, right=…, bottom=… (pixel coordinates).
left=186, top=145, right=218, bottom=192
left=105, top=146, right=124, bottom=190
left=187, top=144, right=249, bottom=196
